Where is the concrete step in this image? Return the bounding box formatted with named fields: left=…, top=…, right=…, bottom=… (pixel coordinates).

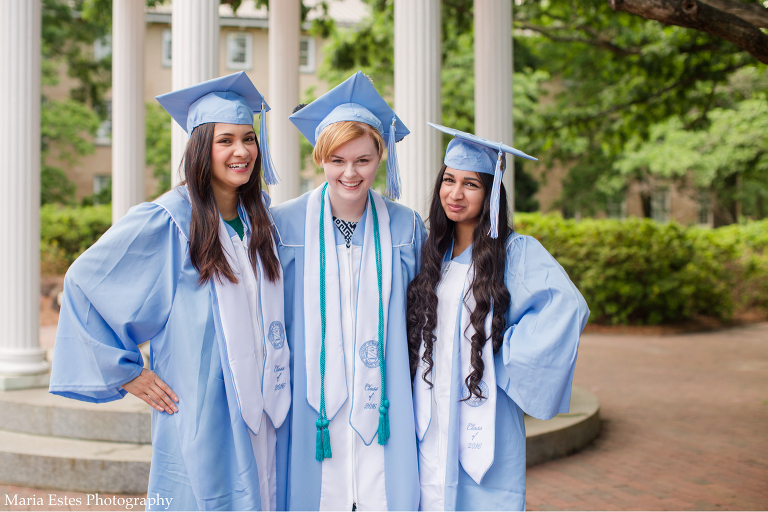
left=0, top=388, right=151, bottom=444
left=525, top=385, right=601, bottom=467
left=0, top=429, right=150, bottom=494
left=0, top=385, right=598, bottom=494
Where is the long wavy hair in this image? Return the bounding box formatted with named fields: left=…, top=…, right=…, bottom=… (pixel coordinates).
left=181, top=123, right=280, bottom=285
left=406, top=165, right=511, bottom=400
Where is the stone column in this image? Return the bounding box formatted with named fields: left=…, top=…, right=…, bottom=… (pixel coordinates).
left=0, top=0, right=49, bottom=390
left=171, top=0, right=220, bottom=187
left=394, top=0, right=442, bottom=219
left=474, top=0, right=514, bottom=212
left=112, top=0, right=145, bottom=222
left=267, top=0, right=300, bottom=205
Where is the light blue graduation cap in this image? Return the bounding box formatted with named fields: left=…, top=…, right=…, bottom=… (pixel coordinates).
left=155, top=71, right=280, bottom=185
left=289, top=71, right=409, bottom=200
left=428, top=122, right=537, bottom=238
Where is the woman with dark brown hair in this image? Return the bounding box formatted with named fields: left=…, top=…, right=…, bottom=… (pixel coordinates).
left=49, top=72, right=289, bottom=511
left=407, top=124, right=589, bottom=511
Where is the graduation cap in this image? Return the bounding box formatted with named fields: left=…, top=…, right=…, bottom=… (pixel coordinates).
left=289, top=71, right=409, bottom=200
left=155, top=71, right=279, bottom=186
left=428, top=122, right=537, bottom=238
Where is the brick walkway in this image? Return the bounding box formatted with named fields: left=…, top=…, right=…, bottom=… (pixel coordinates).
left=526, top=322, right=768, bottom=511
left=3, top=323, right=766, bottom=511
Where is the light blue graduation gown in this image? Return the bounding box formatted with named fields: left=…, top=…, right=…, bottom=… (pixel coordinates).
left=269, top=191, right=426, bottom=511
left=49, top=187, right=288, bottom=511
left=419, top=235, right=589, bottom=511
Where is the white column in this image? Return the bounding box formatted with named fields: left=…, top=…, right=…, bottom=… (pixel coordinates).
left=112, top=0, right=145, bottom=222
left=474, top=0, right=514, bottom=213
left=171, top=0, right=220, bottom=187
left=267, top=0, right=300, bottom=205
left=0, top=0, right=49, bottom=390
left=394, top=0, right=442, bottom=219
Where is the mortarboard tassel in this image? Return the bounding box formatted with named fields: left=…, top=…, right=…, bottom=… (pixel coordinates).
left=385, top=117, right=401, bottom=200
left=260, top=102, right=281, bottom=186
left=488, top=150, right=503, bottom=239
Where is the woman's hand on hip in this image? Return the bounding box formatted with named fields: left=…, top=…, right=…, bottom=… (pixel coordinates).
left=122, top=369, right=179, bottom=414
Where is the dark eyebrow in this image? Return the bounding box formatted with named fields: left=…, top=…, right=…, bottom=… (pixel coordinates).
left=463, top=176, right=482, bottom=183
left=215, top=131, right=255, bottom=138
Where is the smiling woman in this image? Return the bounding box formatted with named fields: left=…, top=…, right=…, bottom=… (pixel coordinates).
left=270, top=71, right=426, bottom=511
left=48, top=72, right=289, bottom=511
left=313, top=121, right=384, bottom=221
left=407, top=124, right=589, bottom=511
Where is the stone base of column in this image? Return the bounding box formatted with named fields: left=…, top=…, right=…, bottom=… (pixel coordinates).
left=0, top=348, right=51, bottom=391
left=0, top=372, right=50, bottom=392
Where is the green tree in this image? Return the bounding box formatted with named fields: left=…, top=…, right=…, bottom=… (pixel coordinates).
left=40, top=98, right=100, bottom=205
left=40, top=0, right=110, bottom=204
left=146, top=102, right=173, bottom=197
left=610, top=93, right=768, bottom=222
left=316, top=0, right=546, bottom=209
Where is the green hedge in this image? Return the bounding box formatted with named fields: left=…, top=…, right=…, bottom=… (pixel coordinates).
left=40, top=205, right=767, bottom=325
left=514, top=213, right=768, bottom=325
left=41, top=204, right=111, bottom=275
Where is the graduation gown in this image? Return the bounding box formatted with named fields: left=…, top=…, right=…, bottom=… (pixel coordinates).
left=49, top=187, right=288, bottom=511
left=270, top=190, right=426, bottom=511
left=416, top=235, right=589, bottom=511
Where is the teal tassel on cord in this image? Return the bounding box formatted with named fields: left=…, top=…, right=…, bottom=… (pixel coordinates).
left=315, top=184, right=333, bottom=462
left=315, top=419, right=324, bottom=461
left=322, top=424, right=332, bottom=459
left=378, top=399, right=390, bottom=445
left=316, top=417, right=332, bottom=461
left=371, top=194, right=391, bottom=446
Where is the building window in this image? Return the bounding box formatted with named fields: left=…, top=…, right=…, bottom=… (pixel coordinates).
left=606, top=196, right=626, bottom=219
left=162, top=29, right=172, bottom=68
left=226, top=32, right=253, bottom=70
left=94, top=35, right=112, bottom=61
left=299, top=36, right=316, bottom=73
left=651, top=188, right=670, bottom=223
left=93, top=175, right=111, bottom=194
left=697, top=190, right=713, bottom=226
left=95, top=100, right=112, bottom=146
left=300, top=177, right=315, bottom=195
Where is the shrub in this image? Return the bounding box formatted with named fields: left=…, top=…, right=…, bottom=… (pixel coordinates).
left=40, top=204, right=111, bottom=273
left=514, top=213, right=767, bottom=325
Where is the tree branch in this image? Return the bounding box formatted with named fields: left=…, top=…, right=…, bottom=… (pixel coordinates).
left=697, top=0, right=768, bottom=28
left=518, top=22, right=642, bottom=55
left=608, top=0, right=768, bottom=64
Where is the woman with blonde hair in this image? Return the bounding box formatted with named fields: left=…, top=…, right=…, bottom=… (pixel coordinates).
left=270, top=72, right=426, bottom=510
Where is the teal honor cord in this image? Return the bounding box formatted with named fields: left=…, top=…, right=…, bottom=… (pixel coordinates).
left=315, top=184, right=390, bottom=462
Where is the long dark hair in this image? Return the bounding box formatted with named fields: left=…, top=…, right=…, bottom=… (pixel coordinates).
left=406, top=165, right=511, bottom=400
left=182, top=123, right=280, bottom=285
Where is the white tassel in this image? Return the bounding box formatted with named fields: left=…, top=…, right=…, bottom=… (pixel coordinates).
left=488, top=150, right=503, bottom=239
left=260, top=102, right=280, bottom=186
left=385, top=117, right=400, bottom=200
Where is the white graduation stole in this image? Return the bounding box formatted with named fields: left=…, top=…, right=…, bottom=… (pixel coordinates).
left=414, top=261, right=497, bottom=484
left=304, top=185, right=393, bottom=444
left=214, top=216, right=291, bottom=434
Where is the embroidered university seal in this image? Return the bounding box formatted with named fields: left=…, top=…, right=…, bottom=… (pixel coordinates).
left=461, top=380, right=489, bottom=407
left=358, top=340, right=380, bottom=368
left=267, top=321, right=285, bottom=349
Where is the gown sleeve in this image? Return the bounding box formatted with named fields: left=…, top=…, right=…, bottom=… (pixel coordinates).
left=49, top=202, right=185, bottom=403
left=495, top=235, right=589, bottom=420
